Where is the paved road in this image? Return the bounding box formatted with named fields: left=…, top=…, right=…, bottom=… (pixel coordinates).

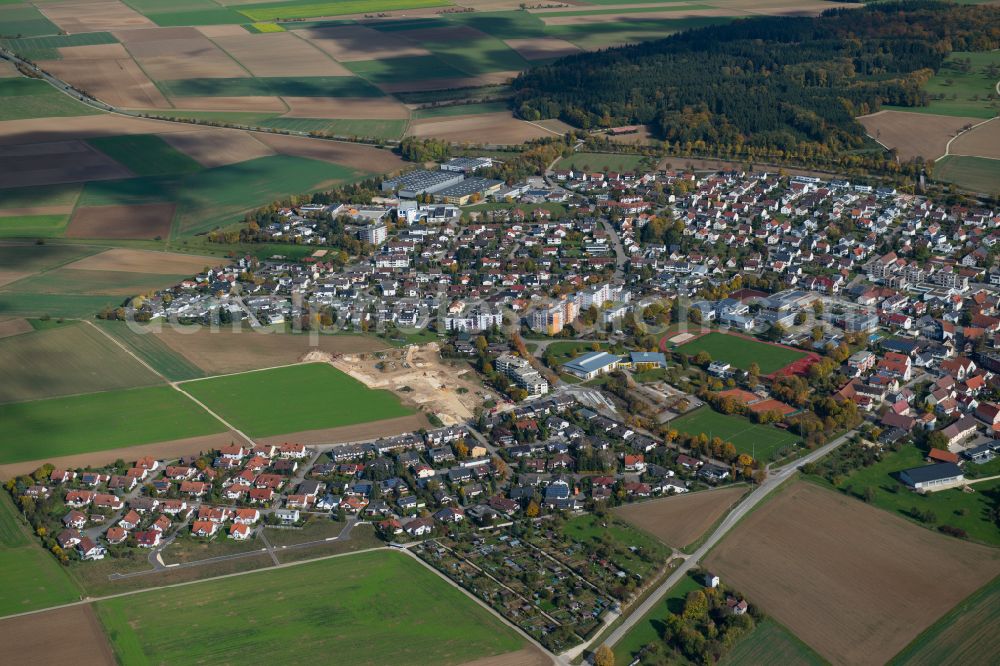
left=600, top=220, right=628, bottom=280
left=560, top=429, right=856, bottom=664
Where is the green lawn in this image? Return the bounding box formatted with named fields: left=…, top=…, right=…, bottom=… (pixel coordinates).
left=669, top=407, right=800, bottom=462
left=160, top=75, right=384, bottom=98
left=94, top=320, right=205, bottom=381
left=934, top=155, right=1000, bottom=195
left=235, top=0, right=452, bottom=22
left=0, top=385, right=225, bottom=464
left=0, top=78, right=100, bottom=120
left=542, top=340, right=610, bottom=366
left=558, top=152, right=650, bottom=172
left=87, top=135, right=203, bottom=177
left=0, top=214, right=69, bottom=238
left=613, top=570, right=704, bottom=665
left=890, top=575, right=1000, bottom=666
left=0, top=493, right=80, bottom=617
left=0, top=321, right=163, bottom=404
left=886, top=51, right=1000, bottom=119
left=179, top=362, right=414, bottom=438
left=720, top=618, right=826, bottom=666
left=96, top=549, right=524, bottom=665
left=675, top=332, right=806, bottom=374
left=811, top=444, right=1000, bottom=547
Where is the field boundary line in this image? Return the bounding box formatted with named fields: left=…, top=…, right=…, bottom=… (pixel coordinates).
left=84, top=319, right=169, bottom=382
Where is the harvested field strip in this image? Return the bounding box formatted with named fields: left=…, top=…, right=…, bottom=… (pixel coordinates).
left=0, top=32, right=118, bottom=61
left=613, top=486, right=747, bottom=548
left=97, top=550, right=524, bottom=665
left=66, top=203, right=176, bottom=241
left=236, top=0, right=453, bottom=21
left=87, top=134, right=203, bottom=176
left=0, top=317, right=31, bottom=339
left=0, top=603, right=114, bottom=664
left=0, top=494, right=82, bottom=617
left=95, top=320, right=205, bottom=381
left=0, top=385, right=225, bottom=464
left=0, top=139, right=133, bottom=190
left=703, top=482, right=1000, bottom=666
left=179, top=362, right=415, bottom=438
left=0, top=320, right=163, bottom=404
left=890, top=575, right=1000, bottom=666
left=159, top=75, right=384, bottom=98
left=857, top=110, right=982, bottom=161
left=65, top=247, right=222, bottom=274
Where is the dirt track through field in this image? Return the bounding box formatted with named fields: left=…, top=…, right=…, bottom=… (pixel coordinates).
left=0, top=430, right=242, bottom=480
left=613, top=486, right=746, bottom=548
left=859, top=110, right=984, bottom=160
left=703, top=482, right=1000, bottom=665
left=0, top=605, right=115, bottom=666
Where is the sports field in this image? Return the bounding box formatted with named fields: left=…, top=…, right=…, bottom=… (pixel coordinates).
left=0, top=320, right=162, bottom=403
left=0, top=493, right=80, bottom=616
left=890, top=575, right=1000, bottom=666
left=179, top=362, right=414, bottom=438
left=96, top=549, right=525, bottom=665
left=675, top=332, right=806, bottom=374
left=669, top=407, right=799, bottom=461
left=0, top=385, right=225, bottom=464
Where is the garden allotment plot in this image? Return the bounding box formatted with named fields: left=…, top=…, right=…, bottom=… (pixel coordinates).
left=179, top=362, right=415, bottom=438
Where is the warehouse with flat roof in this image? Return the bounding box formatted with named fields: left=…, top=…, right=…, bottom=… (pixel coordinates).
left=382, top=170, right=464, bottom=198
left=434, top=178, right=503, bottom=205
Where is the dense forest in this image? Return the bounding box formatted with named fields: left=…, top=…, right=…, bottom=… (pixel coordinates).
left=513, top=2, right=1000, bottom=158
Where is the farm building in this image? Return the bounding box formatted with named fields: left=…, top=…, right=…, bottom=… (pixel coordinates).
left=899, top=463, right=965, bottom=492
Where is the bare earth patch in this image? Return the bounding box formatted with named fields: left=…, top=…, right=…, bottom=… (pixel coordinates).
left=39, top=0, right=155, bottom=33
left=302, top=25, right=431, bottom=62
left=256, top=413, right=431, bottom=448
left=154, top=327, right=392, bottom=375
left=0, top=318, right=32, bottom=340
left=282, top=96, right=410, bottom=120
left=0, top=605, right=114, bottom=666
left=613, top=486, right=747, bottom=548
left=212, top=32, right=352, bottom=77
left=504, top=38, right=582, bottom=61
left=407, top=111, right=556, bottom=143
left=115, top=27, right=249, bottom=81
left=459, top=646, right=553, bottom=666
left=0, top=431, right=244, bottom=480
left=64, top=248, right=223, bottom=274
left=252, top=133, right=406, bottom=173
left=0, top=271, right=31, bottom=288
left=0, top=61, right=18, bottom=78
left=38, top=54, right=170, bottom=109
left=858, top=110, right=984, bottom=161
left=949, top=117, right=1000, bottom=160
left=0, top=140, right=132, bottom=189
left=703, top=482, right=1000, bottom=666
left=195, top=24, right=250, bottom=38
left=66, top=203, right=176, bottom=240
left=158, top=129, right=275, bottom=167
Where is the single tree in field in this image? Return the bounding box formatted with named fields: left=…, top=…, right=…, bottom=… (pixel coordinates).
left=593, top=645, right=615, bottom=666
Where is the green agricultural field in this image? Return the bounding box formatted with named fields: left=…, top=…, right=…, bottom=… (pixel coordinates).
left=0, top=321, right=163, bottom=404
left=123, top=0, right=247, bottom=25
left=811, top=444, right=1000, bottom=546
left=235, top=0, right=451, bottom=22
left=345, top=55, right=468, bottom=85
left=675, top=332, right=806, bottom=374
left=0, top=493, right=80, bottom=616
left=419, top=32, right=529, bottom=76
left=412, top=101, right=510, bottom=118
left=614, top=570, right=704, bottom=665
left=934, top=155, right=1000, bottom=195
left=180, top=362, right=414, bottom=437
left=95, top=320, right=204, bottom=381
left=448, top=11, right=547, bottom=40
left=5, top=268, right=188, bottom=297
left=159, top=75, right=384, bottom=98
left=0, top=385, right=224, bottom=464
left=0, top=243, right=99, bottom=274
left=886, top=51, right=1000, bottom=119
left=0, top=4, right=59, bottom=38
left=890, top=575, right=1000, bottom=666
left=0, top=214, right=69, bottom=238
left=0, top=78, right=100, bottom=121
left=558, top=152, right=652, bottom=172
left=97, top=549, right=525, bottom=665
left=0, top=32, right=118, bottom=60
left=261, top=117, right=406, bottom=139
left=669, top=407, right=800, bottom=462
left=87, top=135, right=202, bottom=177
left=0, top=183, right=81, bottom=211
left=721, top=618, right=826, bottom=666
left=0, top=292, right=125, bottom=319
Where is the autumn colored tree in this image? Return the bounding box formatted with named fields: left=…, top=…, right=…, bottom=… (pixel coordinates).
left=593, top=645, right=615, bottom=666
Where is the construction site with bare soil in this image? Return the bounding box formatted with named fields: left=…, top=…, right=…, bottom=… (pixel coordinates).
left=329, top=343, right=499, bottom=426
